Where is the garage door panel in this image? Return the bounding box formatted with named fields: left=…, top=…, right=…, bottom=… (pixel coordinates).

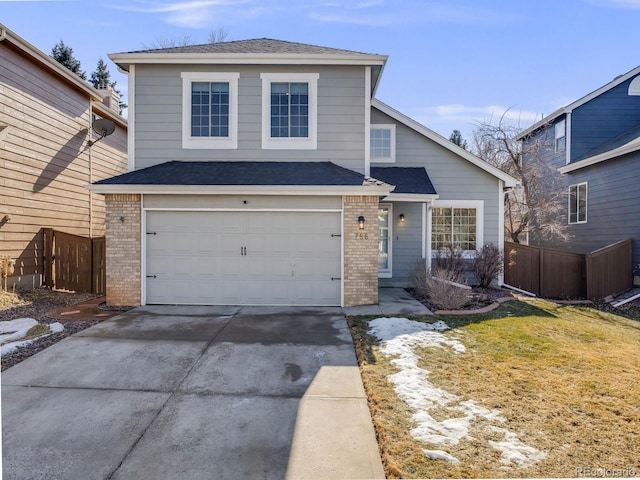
left=146, top=211, right=341, bottom=305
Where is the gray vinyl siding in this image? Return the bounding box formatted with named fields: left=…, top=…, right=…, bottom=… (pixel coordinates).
left=570, top=74, right=640, bottom=162
left=537, top=150, right=640, bottom=268
left=371, top=108, right=502, bottom=285
left=134, top=64, right=366, bottom=173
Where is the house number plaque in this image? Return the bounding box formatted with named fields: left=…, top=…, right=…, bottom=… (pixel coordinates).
left=354, top=233, right=369, bottom=240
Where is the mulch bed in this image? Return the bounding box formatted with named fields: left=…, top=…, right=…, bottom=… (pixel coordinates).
left=1, top=288, right=130, bottom=371
left=407, top=286, right=515, bottom=313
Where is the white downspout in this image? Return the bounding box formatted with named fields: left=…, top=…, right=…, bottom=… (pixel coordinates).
left=364, top=66, right=371, bottom=177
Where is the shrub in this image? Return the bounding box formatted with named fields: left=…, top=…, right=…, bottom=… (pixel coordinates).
left=473, top=243, right=504, bottom=288
left=433, top=245, right=466, bottom=277
left=410, top=260, right=470, bottom=311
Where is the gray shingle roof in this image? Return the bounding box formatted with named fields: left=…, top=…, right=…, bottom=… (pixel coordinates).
left=371, top=167, right=437, bottom=195
left=94, top=161, right=369, bottom=186
left=124, top=38, right=379, bottom=56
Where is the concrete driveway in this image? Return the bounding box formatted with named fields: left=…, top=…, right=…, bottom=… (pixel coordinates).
left=1, top=306, right=384, bottom=480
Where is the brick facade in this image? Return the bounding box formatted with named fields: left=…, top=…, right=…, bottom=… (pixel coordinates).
left=105, top=194, right=141, bottom=306
left=343, top=195, right=379, bottom=307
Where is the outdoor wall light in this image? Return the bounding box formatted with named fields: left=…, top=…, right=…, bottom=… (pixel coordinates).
left=399, top=213, right=405, bottom=223
left=358, top=215, right=366, bottom=230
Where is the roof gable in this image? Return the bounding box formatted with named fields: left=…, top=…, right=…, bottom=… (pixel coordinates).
left=371, top=100, right=518, bottom=187
left=109, top=37, right=387, bottom=72
left=124, top=38, right=380, bottom=57
left=517, top=64, right=640, bottom=140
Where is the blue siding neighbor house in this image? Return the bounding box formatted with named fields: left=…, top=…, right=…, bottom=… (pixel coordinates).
left=516, top=65, right=640, bottom=270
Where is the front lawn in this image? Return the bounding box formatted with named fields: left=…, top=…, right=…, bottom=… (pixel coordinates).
left=349, top=299, right=640, bottom=478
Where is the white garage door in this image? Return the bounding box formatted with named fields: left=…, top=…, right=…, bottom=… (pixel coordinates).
left=145, top=211, right=342, bottom=305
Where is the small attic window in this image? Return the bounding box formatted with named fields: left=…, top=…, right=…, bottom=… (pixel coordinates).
left=629, top=76, right=640, bottom=96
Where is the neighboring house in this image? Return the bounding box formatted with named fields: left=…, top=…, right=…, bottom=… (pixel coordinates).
left=90, top=39, right=516, bottom=307
left=516, top=65, right=640, bottom=267
left=0, top=24, right=128, bottom=289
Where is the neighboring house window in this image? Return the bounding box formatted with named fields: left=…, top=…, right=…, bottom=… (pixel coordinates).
left=431, top=201, right=483, bottom=254
left=261, top=73, right=318, bottom=150
left=378, top=205, right=392, bottom=277
left=370, top=124, right=396, bottom=163
left=181, top=72, right=239, bottom=149
left=555, top=119, right=566, bottom=153
left=569, top=182, right=587, bottom=224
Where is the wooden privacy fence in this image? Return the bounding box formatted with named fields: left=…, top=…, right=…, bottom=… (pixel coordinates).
left=43, top=229, right=106, bottom=294
left=504, top=239, right=632, bottom=300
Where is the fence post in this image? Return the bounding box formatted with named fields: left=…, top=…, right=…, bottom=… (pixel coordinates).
left=42, top=228, right=54, bottom=288
left=539, top=246, right=544, bottom=297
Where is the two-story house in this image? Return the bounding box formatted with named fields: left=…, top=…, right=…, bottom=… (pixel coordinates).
left=90, top=39, right=516, bottom=307
left=0, top=24, right=127, bottom=290
left=516, top=65, right=640, bottom=270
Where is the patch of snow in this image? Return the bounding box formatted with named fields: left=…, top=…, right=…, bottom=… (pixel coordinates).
left=0, top=318, right=38, bottom=343
left=423, top=449, right=461, bottom=465
left=1, top=337, right=40, bottom=355
left=488, top=428, right=547, bottom=467
left=49, top=322, right=64, bottom=333
left=369, top=317, right=546, bottom=469
left=0, top=318, right=64, bottom=356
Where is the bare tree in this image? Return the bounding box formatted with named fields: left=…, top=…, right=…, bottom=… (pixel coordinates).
left=472, top=113, right=568, bottom=244
left=142, top=28, right=228, bottom=50
left=208, top=27, right=228, bottom=43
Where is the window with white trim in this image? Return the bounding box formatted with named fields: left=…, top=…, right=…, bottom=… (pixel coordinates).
left=181, top=72, right=239, bottom=149
left=431, top=207, right=478, bottom=252
left=569, top=182, right=587, bottom=224
left=378, top=205, right=392, bottom=277
left=555, top=118, right=566, bottom=153
left=261, top=73, right=318, bottom=150
left=370, top=124, right=396, bottom=163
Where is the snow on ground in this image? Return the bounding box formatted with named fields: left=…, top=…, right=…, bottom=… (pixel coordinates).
left=0, top=318, right=64, bottom=355
left=368, top=317, right=546, bottom=468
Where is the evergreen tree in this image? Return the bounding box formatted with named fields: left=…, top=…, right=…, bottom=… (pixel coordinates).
left=51, top=40, right=86, bottom=80
left=90, top=58, right=113, bottom=89
left=449, top=129, right=468, bottom=150
left=90, top=58, right=127, bottom=116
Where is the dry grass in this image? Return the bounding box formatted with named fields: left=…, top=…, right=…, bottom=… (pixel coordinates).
left=0, top=289, right=27, bottom=310
left=349, top=300, right=640, bottom=478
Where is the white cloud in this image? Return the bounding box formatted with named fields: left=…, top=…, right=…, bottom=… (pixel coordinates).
left=412, top=103, right=543, bottom=130
left=310, top=1, right=520, bottom=27
left=112, top=0, right=247, bottom=28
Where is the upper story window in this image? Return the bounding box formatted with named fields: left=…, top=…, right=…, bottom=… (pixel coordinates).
left=181, top=72, right=239, bottom=149
left=271, top=83, right=308, bottom=138
left=370, top=124, right=396, bottom=163
left=261, top=73, right=318, bottom=150
left=569, top=182, right=587, bottom=224
left=555, top=118, right=566, bottom=153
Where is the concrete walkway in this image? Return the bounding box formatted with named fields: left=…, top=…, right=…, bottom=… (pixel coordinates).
left=343, top=287, right=432, bottom=316
left=2, top=306, right=384, bottom=480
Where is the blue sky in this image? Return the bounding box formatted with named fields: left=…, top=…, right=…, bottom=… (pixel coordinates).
left=2, top=0, right=640, bottom=141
